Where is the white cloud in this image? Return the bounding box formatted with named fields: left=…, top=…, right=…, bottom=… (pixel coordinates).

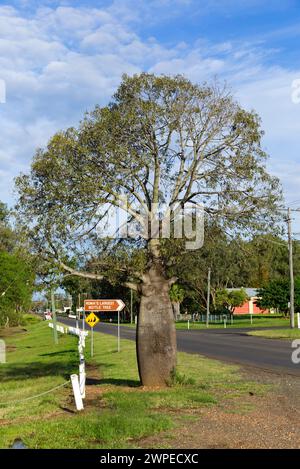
left=0, top=1, right=299, bottom=222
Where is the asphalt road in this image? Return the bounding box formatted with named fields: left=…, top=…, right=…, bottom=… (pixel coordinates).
left=59, top=317, right=300, bottom=376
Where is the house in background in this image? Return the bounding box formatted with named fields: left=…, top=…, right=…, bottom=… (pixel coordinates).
left=227, top=288, right=270, bottom=315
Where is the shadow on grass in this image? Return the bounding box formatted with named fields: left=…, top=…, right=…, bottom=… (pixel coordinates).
left=39, top=350, right=73, bottom=357
left=94, top=378, right=140, bottom=387
left=59, top=406, right=76, bottom=414
left=0, top=360, right=78, bottom=381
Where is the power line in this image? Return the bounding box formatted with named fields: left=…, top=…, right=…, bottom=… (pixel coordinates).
left=275, top=206, right=299, bottom=329
left=287, top=200, right=300, bottom=207
left=288, top=208, right=295, bottom=329
left=206, top=267, right=211, bottom=328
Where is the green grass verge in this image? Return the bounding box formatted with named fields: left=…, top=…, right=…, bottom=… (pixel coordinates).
left=116, top=317, right=289, bottom=330
left=175, top=317, right=288, bottom=329
left=20, top=313, right=43, bottom=326
left=247, top=328, right=300, bottom=339
left=0, top=321, right=269, bottom=449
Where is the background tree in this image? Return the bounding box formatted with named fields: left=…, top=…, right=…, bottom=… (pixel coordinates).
left=171, top=224, right=251, bottom=310
left=61, top=275, right=92, bottom=313
left=215, top=288, right=249, bottom=318
left=296, top=277, right=300, bottom=314
left=171, top=228, right=296, bottom=315
left=245, top=235, right=291, bottom=286
left=16, top=73, right=281, bottom=386
left=256, top=278, right=300, bottom=315
left=0, top=202, right=15, bottom=252
left=169, top=284, right=185, bottom=320
left=0, top=201, right=35, bottom=326
left=0, top=251, right=34, bottom=326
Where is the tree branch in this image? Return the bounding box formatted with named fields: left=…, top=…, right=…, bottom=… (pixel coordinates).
left=60, top=262, right=104, bottom=280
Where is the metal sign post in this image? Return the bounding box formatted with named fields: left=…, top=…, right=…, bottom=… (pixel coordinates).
left=206, top=267, right=211, bottom=328
left=85, top=312, right=99, bottom=358
left=118, top=310, right=120, bottom=352
left=51, top=289, right=58, bottom=345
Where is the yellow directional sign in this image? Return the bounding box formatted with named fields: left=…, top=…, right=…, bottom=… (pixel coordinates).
left=85, top=312, right=100, bottom=328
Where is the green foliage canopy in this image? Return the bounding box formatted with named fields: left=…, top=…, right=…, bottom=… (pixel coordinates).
left=0, top=251, right=34, bottom=326
left=215, top=288, right=249, bottom=315
left=257, top=278, right=300, bottom=315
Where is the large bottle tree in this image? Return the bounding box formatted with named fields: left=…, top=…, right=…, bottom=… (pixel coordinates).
left=16, top=73, right=281, bottom=386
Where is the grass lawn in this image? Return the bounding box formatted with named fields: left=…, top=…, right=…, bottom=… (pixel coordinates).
left=247, top=328, right=300, bottom=339
left=175, top=317, right=288, bottom=329
left=0, top=317, right=269, bottom=449
left=117, top=316, right=289, bottom=330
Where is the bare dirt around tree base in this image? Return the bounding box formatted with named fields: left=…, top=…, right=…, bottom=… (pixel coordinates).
left=138, top=366, right=300, bottom=449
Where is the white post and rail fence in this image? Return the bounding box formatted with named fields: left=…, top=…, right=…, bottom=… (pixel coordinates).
left=48, top=297, right=125, bottom=411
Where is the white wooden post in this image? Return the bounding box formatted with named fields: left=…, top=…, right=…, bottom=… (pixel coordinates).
left=79, top=360, right=86, bottom=399
left=0, top=339, right=6, bottom=364
left=78, top=332, right=86, bottom=399
left=249, top=300, right=254, bottom=325
left=71, top=374, right=84, bottom=411
left=297, top=312, right=300, bottom=329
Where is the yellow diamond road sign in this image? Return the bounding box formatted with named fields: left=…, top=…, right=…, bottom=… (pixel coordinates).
left=85, top=312, right=100, bottom=328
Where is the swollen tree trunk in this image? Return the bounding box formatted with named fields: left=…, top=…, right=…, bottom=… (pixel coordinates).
left=136, top=264, right=177, bottom=387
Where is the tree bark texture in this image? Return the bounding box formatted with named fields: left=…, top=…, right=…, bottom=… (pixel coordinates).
left=136, top=265, right=177, bottom=386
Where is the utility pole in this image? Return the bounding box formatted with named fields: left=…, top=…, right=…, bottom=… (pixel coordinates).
left=277, top=206, right=300, bottom=328
left=76, top=293, right=81, bottom=329
left=288, top=208, right=295, bottom=329
left=206, top=268, right=211, bottom=328
left=130, top=288, right=133, bottom=324
left=51, top=289, right=58, bottom=344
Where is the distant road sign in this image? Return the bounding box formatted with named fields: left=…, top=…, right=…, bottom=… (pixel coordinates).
left=84, top=299, right=125, bottom=312
left=85, top=312, right=100, bottom=328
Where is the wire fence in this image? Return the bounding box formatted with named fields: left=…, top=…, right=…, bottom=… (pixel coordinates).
left=0, top=380, right=70, bottom=407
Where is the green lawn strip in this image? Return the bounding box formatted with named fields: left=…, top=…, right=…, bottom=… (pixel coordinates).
left=0, top=321, right=270, bottom=449
left=0, top=320, right=78, bottom=422
left=175, top=317, right=288, bottom=329
left=112, top=317, right=289, bottom=330
left=247, top=328, right=300, bottom=339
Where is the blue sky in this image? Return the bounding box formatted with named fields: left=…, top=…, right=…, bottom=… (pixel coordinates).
left=1, top=0, right=300, bottom=229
